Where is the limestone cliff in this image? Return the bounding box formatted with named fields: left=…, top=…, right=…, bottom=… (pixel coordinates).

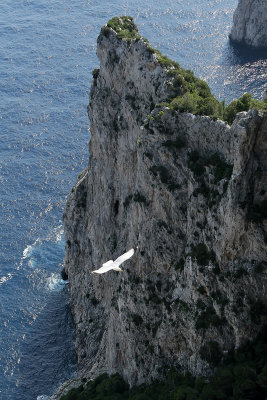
left=62, top=18, right=267, bottom=389
left=229, top=0, right=267, bottom=48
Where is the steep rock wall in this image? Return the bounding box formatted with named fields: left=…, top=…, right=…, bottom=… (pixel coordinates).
left=63, top=23, right=267, bottom=387
left=229, top=0, right=267, bottom=48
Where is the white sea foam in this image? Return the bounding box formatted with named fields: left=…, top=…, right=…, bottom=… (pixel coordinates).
left=22, top=238, right=42, bottom=260
left=47, top=273, right=66, bottom=291
left=22, top=244, right=33, bottom=259
left=37, top=396, right=50, bottom=400
left=55, top=226, right=64, bottom=243
left=0, top=273, right=13, bottom=286
left=22, top=225, right=64, bottom=265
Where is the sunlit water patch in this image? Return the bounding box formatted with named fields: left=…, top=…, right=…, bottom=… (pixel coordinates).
left=0, top=0, right=266, bottom=398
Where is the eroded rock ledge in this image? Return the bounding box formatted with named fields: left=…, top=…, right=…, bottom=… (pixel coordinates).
left=229, top=0, right=267, bottom=48
left=59, top=17, right=267, bottom=394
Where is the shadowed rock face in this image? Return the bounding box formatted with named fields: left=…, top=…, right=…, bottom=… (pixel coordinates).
left=62, top=20, right=267, bottom=389
left=229, top=0, right=267, bottom=48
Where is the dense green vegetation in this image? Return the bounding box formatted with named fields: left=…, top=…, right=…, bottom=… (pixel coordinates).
left=106, top=16, right=140, bottom=41
left=150, top=46, right=267, bottom=122
left=104, top=16, right=266, bottom=124
left=60, top=325, right=267, bottom=400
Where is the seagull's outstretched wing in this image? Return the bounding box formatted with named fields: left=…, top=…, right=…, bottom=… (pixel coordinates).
left=91, top=248, right=135, bottom=274
left=103, top=260, right=114, bottom=267
left=112, top=248, right=135, bottom=269
left=92, top=260, right=114, bottom=274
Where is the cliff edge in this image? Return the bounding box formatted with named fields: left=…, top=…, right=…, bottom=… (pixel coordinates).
left=229, top=0, right=267, bottom=48
left=62, top=17, right=267, bottom=389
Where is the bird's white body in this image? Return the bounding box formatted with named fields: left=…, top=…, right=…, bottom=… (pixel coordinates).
left=91, top=248, right=135, bottom=274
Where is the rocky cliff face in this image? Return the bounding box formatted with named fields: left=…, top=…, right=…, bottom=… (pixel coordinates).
left=229, top=0, right=267, bottom=48
left=62, top=20, right=267, bottom=388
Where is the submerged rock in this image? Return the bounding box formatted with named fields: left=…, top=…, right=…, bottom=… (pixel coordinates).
left=229, top=0, right=267, bottom=48
left=58, top=17, right=266, bottom=394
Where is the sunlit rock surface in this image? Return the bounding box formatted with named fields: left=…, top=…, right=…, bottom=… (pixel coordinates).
left=230, top=0, right=267, bottom=48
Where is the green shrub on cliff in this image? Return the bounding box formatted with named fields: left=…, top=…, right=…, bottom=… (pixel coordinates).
left=104, top=16, right=266, bottom=123
left=156, top=50, right=266, bottom=122
left=188, top=151, right=233, bottom=186
left=106, top=16, right=139, bottom=41
left=224, top=93, right=267, bottom=124
left=151, top=44, right=266, bottom=123
left=60, top=325, right=267, bottom=400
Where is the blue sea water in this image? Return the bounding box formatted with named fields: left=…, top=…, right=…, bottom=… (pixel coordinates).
left=0, top=0, right=266, bottom=398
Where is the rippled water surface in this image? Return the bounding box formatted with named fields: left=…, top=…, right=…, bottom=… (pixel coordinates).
left=0, top=0, right=266, bottom=398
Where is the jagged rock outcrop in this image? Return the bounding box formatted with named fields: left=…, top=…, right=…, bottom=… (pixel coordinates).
left=229, top=0, right=267, bottom=48
left=62, top=19, right=267, bottom=390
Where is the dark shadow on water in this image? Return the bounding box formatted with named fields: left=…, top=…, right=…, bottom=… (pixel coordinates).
left=13, top=286, right=77, bottom=400
left=223, top=39, right=267, bottom=66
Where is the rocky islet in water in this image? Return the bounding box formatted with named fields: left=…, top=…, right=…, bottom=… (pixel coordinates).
left=52, top=15, right=267, bottom=399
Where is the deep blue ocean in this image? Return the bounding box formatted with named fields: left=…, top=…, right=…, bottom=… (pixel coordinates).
left=0, top=0, right=266, bottom=399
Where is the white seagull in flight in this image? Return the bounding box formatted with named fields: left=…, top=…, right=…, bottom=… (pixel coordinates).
left=91, top=248, right=136, bottom=274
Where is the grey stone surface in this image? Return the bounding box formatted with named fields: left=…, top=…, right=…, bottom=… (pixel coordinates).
left=230, top=0, right=267, bottom=47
